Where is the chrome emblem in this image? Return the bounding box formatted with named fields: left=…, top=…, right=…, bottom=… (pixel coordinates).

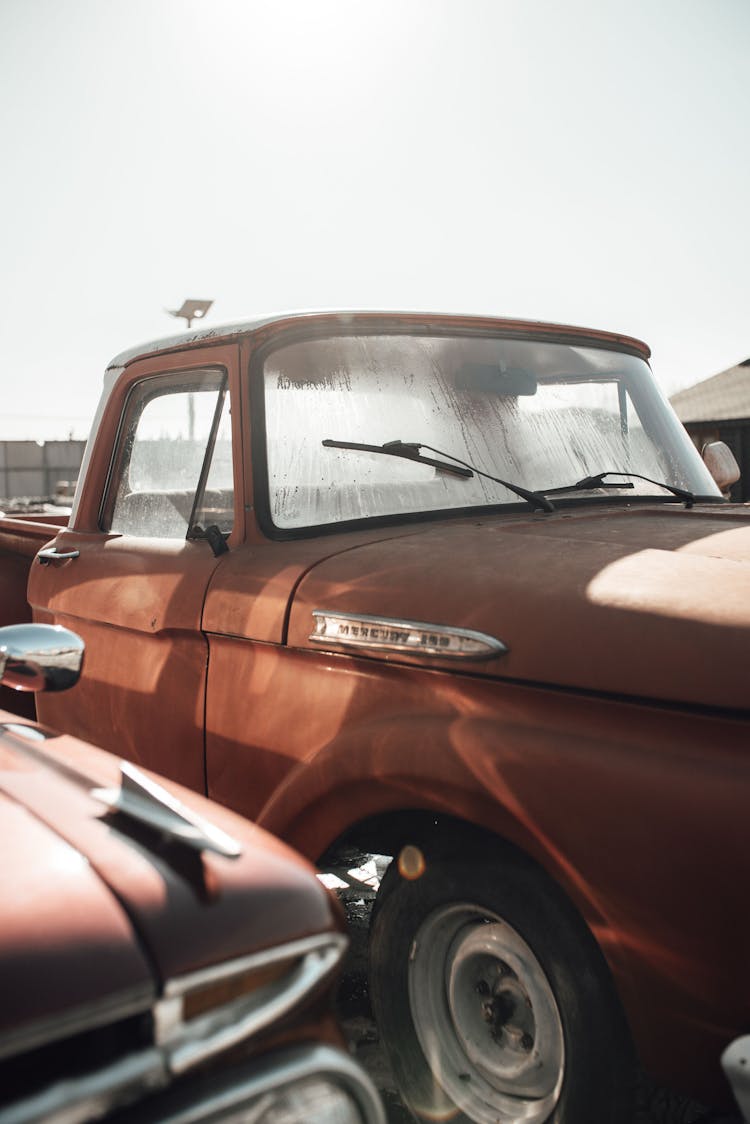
left=310, top=610, right=507, bottom=660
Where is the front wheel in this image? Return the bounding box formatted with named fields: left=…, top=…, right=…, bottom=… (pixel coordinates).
left=369, top=846, right=634, bottom=1124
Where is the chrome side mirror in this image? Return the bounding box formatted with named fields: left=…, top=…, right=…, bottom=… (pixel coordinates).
left=0, top=624, right=84, bottom=693
left=722, top=1036, right=750, bottom=1123
left=702, top=441, right=740, bottom=493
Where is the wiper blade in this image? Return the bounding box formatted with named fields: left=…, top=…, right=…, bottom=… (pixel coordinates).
left=323, top=438, right=555, bottom=513
left=322, top=438, right=473, bottom=479
left=543, top=470, right=695, bottom=508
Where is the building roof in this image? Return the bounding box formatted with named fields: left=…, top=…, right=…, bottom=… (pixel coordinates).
left=671, top=359, right=750, bottom=424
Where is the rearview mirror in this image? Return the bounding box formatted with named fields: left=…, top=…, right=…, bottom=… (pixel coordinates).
left=454, top=363, right=538, bottom=396
left=0, top=624, right=84, bottom=693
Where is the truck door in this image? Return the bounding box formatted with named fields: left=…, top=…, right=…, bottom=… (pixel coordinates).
left=27, top=345, right=240, bottom=793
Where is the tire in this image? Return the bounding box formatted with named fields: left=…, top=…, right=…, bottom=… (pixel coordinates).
left=369, top=844, right=634, bottom=1124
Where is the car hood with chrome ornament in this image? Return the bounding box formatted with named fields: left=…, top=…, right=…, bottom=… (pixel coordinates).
left=287, top=503, right=750, bottom=712
left=0, top=713, right=347, bottom=1112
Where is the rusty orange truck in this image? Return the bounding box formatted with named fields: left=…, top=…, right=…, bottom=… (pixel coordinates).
left=1, top=311, right=748, bottom=1124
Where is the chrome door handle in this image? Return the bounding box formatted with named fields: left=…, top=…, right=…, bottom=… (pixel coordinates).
left=37, top=547, right=80, bottom=565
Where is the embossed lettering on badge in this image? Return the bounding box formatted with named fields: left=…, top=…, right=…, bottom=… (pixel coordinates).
left=310, top=610, right=507, bottom=660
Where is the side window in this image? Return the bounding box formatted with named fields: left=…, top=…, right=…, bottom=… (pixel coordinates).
left=104, top=369, right=234, bottom=539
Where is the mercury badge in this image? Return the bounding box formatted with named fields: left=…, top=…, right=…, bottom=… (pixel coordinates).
left=310, top=610, right=507, bottom=660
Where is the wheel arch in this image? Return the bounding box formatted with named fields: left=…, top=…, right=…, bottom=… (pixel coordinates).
left=317, top=806, right=616, bottom=937
left=318, top=806, right=527, bottom=866
left=261, top=774, right=617, bottom=941
left=256, top=757, right=639, bottom=1032
left=319, top=802, right=638, bottom=1047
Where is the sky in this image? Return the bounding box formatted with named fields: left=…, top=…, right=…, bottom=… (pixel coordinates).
left=1, top=0, right=748, bottom=441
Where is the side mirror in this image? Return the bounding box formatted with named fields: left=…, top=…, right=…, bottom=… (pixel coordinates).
left=0, top=624, right=84, bottom=693
left=702, top=441, right=740, bottom=494
left=722, top=1036, right=750, bottom=1123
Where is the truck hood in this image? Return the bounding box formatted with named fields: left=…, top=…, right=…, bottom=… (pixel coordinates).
left=0, top=716, right=339, bottom=1055
left=287, top=504, right=750, bottom=711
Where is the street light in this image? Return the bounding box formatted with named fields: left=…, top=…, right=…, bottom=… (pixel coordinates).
left=168, top=299, right=214, bottom=330
left=166, top=300, right=214, bottom=440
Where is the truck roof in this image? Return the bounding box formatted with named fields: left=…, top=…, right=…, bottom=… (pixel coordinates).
left=106, top=309, right=651, bottom=374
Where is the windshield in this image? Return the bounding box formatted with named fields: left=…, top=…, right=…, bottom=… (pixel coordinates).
left=262, top=333, right=720, bottom=529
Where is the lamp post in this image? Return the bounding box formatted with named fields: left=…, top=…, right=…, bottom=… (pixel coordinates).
left=168, top=299, right=214, bottom=330
left=166, top=300, right=214, bottom=440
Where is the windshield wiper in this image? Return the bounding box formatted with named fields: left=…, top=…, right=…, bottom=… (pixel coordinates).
left=322, top=438, right=473, bottom=479
left=542, top=470, right=695, bottom=508
left=322, top=438, right=555, bottom=513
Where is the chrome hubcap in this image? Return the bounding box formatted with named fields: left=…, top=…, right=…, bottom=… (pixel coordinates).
left=408, top=904, right=564, bottom=1124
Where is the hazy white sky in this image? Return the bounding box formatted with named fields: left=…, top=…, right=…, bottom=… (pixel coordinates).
left=1, top=0, right=748, bottom=440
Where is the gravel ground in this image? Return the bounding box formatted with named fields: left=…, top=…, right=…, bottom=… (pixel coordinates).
left=334, top=896, right=740, bottom=1124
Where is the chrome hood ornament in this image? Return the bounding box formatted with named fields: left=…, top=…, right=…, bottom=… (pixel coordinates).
left=92, top=761, right=242, bottom=859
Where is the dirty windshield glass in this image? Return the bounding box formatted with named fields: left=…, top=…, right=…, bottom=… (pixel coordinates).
left=262, top=334, right=719, bottom=529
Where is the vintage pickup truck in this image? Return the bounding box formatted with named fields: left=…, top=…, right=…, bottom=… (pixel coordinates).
left=1, top=311, right=748, bottom=1124
left=0, top=620, right=384, bottom=1124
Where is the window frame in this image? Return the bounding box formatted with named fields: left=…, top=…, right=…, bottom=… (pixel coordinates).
left=99, top=366, right=231, bottom=539
left=249, top=326, right=719, bottom=541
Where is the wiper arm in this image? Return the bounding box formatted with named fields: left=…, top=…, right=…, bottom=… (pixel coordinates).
left=322, top=438, right=473, bottom=479
left=543, top=470, right=695, bottom=508
left=323, top=438, right=555, bottom=513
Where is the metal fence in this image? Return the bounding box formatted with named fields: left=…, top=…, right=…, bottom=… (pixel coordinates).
left=0, top=440, right=86, bottom=502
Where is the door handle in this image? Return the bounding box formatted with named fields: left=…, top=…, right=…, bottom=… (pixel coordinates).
left=37, top=547, right=80, bottom=565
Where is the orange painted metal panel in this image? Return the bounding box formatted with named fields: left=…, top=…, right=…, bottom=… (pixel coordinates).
left=205, top=634, right=749, bottom=1102
left=28, top=343, right=243, bottom=790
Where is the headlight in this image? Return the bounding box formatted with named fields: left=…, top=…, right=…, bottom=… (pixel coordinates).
left=124, top=1044, right=386, bottom=1124
left=222, top=1077, right=365, bottom=1124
